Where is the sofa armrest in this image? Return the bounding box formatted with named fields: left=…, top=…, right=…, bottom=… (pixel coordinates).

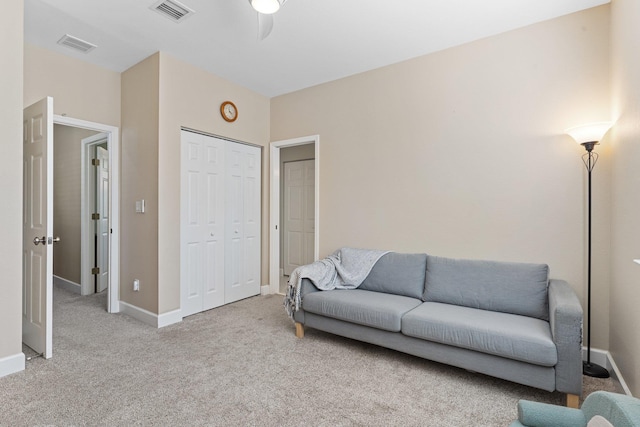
left=515, top=400, right=586, bottom=427
left=292, top=278, right=320, bottom=324
left=299, top=277, right=320, bottom=299
left=548, top=279, right=583, bottom=395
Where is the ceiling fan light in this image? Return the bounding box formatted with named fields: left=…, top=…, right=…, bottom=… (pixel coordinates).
left=250, top=0, right=280, bottom=14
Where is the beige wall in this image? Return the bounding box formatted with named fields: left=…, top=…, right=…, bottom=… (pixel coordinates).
left=0, top=0, right=24, bottom=370
left=272, top=7, right=612, bottom=348
left=157, top=53, right=270, bottom=313
left=120, top=52, right=270, bottom=315
left=120, top=53, right=161, bottom=313
left=53, top=125, right=100, bottom=284
left=24, top=44, right=121, bottom=127
left=610, top=0, right=640, bottom=396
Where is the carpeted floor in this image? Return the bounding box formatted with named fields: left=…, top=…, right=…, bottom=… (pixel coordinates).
left=0, top=287, right=622, bottom=426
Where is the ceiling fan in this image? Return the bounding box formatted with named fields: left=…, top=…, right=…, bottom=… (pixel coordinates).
left=249, top=0, right=288, bottom=40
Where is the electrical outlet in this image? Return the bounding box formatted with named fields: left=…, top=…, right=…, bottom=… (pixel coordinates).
left=133, top=279, right=140, bottom=291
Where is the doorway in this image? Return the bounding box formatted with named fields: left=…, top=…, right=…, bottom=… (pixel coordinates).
left=282, top=156, right=315, bottom=277
left=53, top=115, right=120, bottom=314
left=22, top=98, right=120, bottom=359
left=269, top=135, right=320, bottom=294
left=52, top=127, right=109, bottom=298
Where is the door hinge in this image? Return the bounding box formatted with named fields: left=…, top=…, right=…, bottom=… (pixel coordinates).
left=92, top=213, right=100, bottom=220
left=91, top=267, right=100, bottom=275
left=92, top=158, right=100, bottom=166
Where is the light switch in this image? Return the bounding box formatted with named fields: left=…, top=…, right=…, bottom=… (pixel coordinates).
left=135, top=199, right=145, bottom=213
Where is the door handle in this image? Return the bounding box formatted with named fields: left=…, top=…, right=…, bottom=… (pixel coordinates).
left=33, top=236, right=61, bottom=246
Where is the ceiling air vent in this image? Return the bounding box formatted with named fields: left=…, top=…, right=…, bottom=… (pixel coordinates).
left=150, top=0, right=195, bottom=23
left=57, top=34, right=97, bottom=53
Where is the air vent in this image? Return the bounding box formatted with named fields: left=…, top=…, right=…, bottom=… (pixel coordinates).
left=57, top=34, right=97, bottom=53
left=150, top=0, right=195, bottom=22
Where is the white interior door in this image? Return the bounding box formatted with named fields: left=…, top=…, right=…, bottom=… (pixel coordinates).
left=96, top=146, right=109, bottom=293
left=180, top=131, right=226, bottom=317
left=23, top=97, right=54, bottom=359
left=225, top=142, right=261, bottom=303
left=283, top=160, right=315, bottom=275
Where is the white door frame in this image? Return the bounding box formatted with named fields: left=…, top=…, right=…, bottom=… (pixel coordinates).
left=80, top=133, right=108, bottom=296
left=54, top=115, right=120, bottom=313
left=269, top=135, right=319, bottom=294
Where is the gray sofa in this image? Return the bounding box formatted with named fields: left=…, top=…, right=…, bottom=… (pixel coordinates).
left=292, top=253, right=584, bottom=407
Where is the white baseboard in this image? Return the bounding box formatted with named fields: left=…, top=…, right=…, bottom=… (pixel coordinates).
left=0, top=352, right=25, bottom=378
left=583, top=347, right=609, bottom=369
left=261, top=285, right=270, bottom=295
left=583, top=346, right=632, bottom=396
left=158, top=309, right=182, bottom=328
left=119, top=301, right=182, bottom=329
left=53, top=275, right=81, bottom=294
left=607, top=352, right=633, bottom=396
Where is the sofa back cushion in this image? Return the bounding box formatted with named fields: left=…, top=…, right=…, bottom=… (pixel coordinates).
left=359, top=252, right=427, bottom=299
left=423, top=255, right=549, bottom=320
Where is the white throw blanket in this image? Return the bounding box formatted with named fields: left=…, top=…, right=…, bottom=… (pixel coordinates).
left=284, top=247, right=389, bottom=320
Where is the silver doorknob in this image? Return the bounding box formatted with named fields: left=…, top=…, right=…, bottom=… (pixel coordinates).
left=52, top=237, right=61, bottom=243
left=33, top=236, right=46, bottom=246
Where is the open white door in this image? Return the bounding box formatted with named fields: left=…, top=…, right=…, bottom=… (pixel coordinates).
left=96, top=146, right=109, bottom=293
left=23, top=97, right=54, bottom=359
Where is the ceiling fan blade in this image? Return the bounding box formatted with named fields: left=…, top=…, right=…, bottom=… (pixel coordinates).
left=257, top=13, right=274, bottom=40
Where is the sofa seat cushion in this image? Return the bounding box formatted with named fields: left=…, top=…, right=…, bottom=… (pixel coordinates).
left=303, top=289, right=422, bottom=332
left=401, top=302, right=557, bottom=366
left=424, top=255, right=550, bottom=320
left=359, top=252, right=427, bottom=299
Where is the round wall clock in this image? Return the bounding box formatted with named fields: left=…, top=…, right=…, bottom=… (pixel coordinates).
left=220, top=101, right=238, bottom=122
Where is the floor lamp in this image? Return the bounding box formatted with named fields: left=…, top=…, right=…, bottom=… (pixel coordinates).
left=565, top=122, right=612, bottom=378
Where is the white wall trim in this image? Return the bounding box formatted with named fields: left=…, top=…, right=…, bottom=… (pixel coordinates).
left=119, top=301, right=157, bottom=327
left=157, top=309, right=183, bottom=328
left=583, top=347, right=610, bottom=370
left=584, top=346, right=632, bottom=396
left=120, top=301, right=182, bottom=328
left=80, top=132, right=108, bottom=297
left=53, top=275, right=81, bottom=294
left=0, top=353, right=25, bottom=379
left=269, top=135, right=320, bottom=295
left=607, top=352, right=633, bottom=396
left=53, top=115, right=120, bottom=314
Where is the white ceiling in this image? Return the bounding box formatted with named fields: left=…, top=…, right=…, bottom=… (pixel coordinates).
left=24, top=0, right=609, bottom=98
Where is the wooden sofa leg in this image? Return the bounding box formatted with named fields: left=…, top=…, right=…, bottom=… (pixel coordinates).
left=295, top=322, right=304, bottom=338
left=567, top=394, right=580, bottom=408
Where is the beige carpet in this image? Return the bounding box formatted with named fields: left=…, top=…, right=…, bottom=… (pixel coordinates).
left=0, top=287, right=622, bottom=426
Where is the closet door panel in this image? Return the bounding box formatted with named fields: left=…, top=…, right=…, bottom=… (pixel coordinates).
left=243, top=148, right=261, bottom=293
left=181, top=132, right=225, bottom=316
left=201, top=138, right=225, bottom=310
left=225, top=142, right=261, bottom=303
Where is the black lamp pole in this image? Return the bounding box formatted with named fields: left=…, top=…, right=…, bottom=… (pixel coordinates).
left=581, top=141, right=610, bottom=378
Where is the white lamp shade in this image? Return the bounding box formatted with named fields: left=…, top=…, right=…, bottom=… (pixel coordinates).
left=250, top=0, right=280, bottom=14
left=565, top=122, right=612, bottom=144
